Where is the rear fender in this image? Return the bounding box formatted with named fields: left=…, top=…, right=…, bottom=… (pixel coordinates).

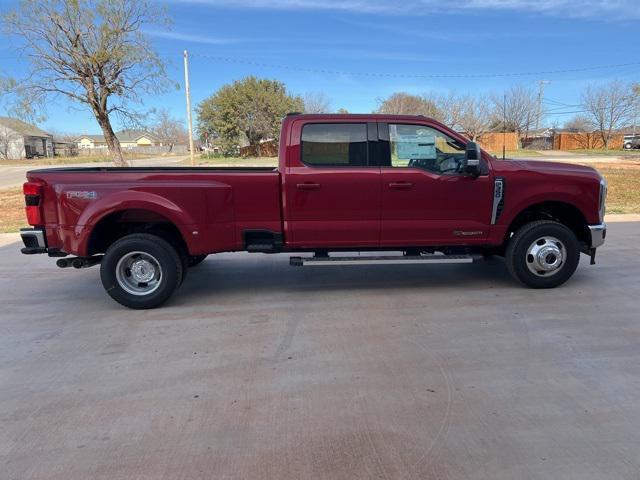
left=72, top=190, right=202, bottom=256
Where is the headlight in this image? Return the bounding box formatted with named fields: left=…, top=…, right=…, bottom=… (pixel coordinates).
left=599, top=177, right=607, bottom=223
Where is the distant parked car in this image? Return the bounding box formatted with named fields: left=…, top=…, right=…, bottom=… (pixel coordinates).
left=624, top=134, right=640, bottom=150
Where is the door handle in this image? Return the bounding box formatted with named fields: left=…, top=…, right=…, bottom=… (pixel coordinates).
left=296, top=182, right=321, bottom=190
left=388, top=182, right=413, bottom=189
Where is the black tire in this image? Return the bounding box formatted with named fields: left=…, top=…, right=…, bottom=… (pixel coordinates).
left=505, top=220, right=580, bottom=289
left=176, top=246, right=189, bottom=285
left=187, top=254, right=208, bottom=267
left=100, top=233, right=183, bottom=309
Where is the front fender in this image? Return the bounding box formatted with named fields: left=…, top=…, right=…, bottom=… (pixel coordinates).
left=500, top=191, right=593, bottom=228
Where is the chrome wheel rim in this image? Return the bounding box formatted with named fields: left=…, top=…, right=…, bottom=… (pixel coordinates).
left=115, top=251, right=162, bottom=296
left=526, top=236, right=565, bottom=277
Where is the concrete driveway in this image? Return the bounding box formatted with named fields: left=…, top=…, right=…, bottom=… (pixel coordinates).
left=0, top=156, right=187, bottom=188
left=1, top=220, right=640, bottom=480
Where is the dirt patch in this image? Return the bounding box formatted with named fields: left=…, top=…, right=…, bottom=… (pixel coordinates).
left=0, top=187, right=25, bottom=233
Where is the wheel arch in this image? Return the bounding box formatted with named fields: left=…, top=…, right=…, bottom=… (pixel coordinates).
left=87, top=209, right=190, bottom=257
left=504, top=201, right=591, bottom=249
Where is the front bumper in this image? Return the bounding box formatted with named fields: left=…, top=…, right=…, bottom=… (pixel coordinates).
left=588, top=223, right=606, bottom=249
left=20, top=227, right=47, bottom=254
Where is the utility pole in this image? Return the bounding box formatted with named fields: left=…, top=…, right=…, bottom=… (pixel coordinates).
left=183, top=50, right=195, bottom=166
left=535, top=80, right=550, bottom=131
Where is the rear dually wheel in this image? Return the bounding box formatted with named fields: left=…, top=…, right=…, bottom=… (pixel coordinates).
left=100, top=233, right=183, bottom=309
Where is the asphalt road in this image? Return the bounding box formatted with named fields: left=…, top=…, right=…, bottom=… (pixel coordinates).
left=0, top=156, right=187, bottom=189
left=1, top=220, right=640, bottom=480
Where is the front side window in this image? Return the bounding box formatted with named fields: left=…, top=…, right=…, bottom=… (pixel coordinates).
left=389, top=124, right=465, bottom=175
left=301, top=123, right=368, bottom=167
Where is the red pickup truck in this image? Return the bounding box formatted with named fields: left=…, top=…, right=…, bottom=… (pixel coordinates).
left=20, top=114, right=607, bottom=309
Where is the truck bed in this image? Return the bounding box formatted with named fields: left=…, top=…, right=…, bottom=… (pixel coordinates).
left=27, top=166, right=283, bottom=256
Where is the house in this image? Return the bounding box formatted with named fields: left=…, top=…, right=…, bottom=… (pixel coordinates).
left=53, top=141, right=78, bottom=157
left=0, top=116, right=53, bottom=160
left=76, top=130, right=160, bottom=149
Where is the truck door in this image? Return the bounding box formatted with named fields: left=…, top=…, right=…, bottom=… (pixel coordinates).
left=379, top=122, right=493, bottom=246
left=285, top=121, right=381, bottom=248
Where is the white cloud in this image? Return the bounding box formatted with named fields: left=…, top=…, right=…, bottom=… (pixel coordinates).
left=144, top=30, right=237, bottom=45
left=174, top=0, right=638, bottom=19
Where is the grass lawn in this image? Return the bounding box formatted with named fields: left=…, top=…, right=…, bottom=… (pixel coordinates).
left=2, top=159, right=639, bottom=233
left=590, top=162, right=640, bottom=214
left=489, top=150, right=544, bottom=158
left=569, top=149, right=640, bottom=156
left=0, top=187, right=25, bottom=233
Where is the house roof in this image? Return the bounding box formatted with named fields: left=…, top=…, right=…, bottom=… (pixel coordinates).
left=76, top=130, right=158, bottom=143
left=77, top=134, right=107, bottom=143
left=0, top=116, right=52, bottom=138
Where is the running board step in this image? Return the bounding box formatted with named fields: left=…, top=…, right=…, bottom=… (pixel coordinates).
left=247, top=243, right=277, bottom=253
left=290, top=254, right=479, bottom=267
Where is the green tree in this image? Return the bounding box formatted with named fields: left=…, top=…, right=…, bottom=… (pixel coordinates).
left=376, top=92, right=442, bottom=118
left=197, top=76, right=303, bottom=156
left=3, top=0, right=171, bottom=166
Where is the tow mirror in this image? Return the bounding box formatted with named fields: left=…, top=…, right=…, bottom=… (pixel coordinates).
left=464, top=141, right=482, bottom=177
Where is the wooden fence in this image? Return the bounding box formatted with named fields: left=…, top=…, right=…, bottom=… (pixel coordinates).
left=239, top=141, right=278, bottom=157
left=475, top=132, right=520, bottom=152
left=553, top=133, right=624, bottom=150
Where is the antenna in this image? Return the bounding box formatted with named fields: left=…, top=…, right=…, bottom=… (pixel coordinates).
left=502, top=92, right=506, bottom=160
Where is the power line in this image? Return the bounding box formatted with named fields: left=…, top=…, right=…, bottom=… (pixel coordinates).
left=189, top=53, right=640, bottom=79
left=544, top=98, right=581, bottom=108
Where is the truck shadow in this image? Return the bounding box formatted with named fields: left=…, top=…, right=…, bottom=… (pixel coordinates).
left=177, top=253, right=518, bottom=302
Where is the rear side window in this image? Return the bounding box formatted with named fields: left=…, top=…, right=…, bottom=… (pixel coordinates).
left=301, top=123, right=368, bottom=167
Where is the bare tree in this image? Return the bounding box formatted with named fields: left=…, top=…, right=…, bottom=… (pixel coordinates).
left=47, top=128, right=81, bottom=143
left=376, top=92, right=441, bottom=117
left=303, top=92, right=332, bottom=114
left=581, top=80, right=637, bottom=149
left=431, top=92, right=464, bottom=129
left=491, top=85, right=537, bottom=138
left=563, top=115, right=592, bottom=132
left=0, top=126, right=21, bottom=160
left=0, top=76, right=45, bottom=124
left=0, top=77, right=13, bottom=100
left=3, top=0, right=170, bottom=166
left=456, top=95, right=491, bottom=141
left=152, top=109, right=188, bottom=151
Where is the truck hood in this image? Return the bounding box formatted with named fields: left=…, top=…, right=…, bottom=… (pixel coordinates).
left=491, top=158, right=601, bottom=180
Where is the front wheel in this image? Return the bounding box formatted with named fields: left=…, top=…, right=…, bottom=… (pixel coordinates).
left=100, top=234, right=183, bottom=309
left=505, top=220, right=580, bottom=289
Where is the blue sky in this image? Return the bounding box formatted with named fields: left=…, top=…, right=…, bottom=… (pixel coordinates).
left=0, top=0, right=638, bottom=134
